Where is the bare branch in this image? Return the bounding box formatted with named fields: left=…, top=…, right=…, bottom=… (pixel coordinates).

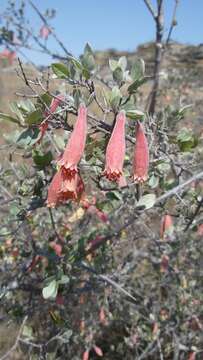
left=166, top=0, right=179, bottom=45
left=0, top=316, right=28, bottom=360
left=148, top=0, right=164, bottom=115
left=28, top=0, right=72, bottom=58
left=143, top=0, right=157, bottom=20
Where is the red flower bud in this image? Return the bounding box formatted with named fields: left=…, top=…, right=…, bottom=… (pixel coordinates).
left=160, top=254, right=169, bottom=273
left=188, top=352, right=196, bottom=360
left=38, top=95, right=64, bottom=143
left=93, top=345, right=103, bottom=357
left=40, top=25, right=51, bottom=40
left=82, top=350, right=89, bottom=360
left=49, top=242, right=62, bottom=256
left=160, top=214, right=173, bottom=239
left=0, top=48, right=16, bottom=65
left=133, top=122, right=149, bottom=183
left=103, top=111, right=126, bottom=181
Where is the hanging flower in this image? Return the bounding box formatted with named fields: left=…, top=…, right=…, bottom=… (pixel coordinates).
left=46, top=167, right=85, bottom=207
left=133, top=122, right=149, bottom=183
left=103, top=111, right=126, bottom=181
left=160, top=214, right=173, bottom=240
left=58, top=104, right=87, bottom=178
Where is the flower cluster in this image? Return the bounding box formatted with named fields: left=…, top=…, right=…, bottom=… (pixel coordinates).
left=47, top=105, right=150, bottom=207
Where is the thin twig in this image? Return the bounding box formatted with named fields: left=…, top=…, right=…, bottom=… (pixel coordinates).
left=166, top=0, right=179, bottom=45
left=48, top=208, right=63, bottom=243
left=0, top=316, right=28, bottom=360
left=28, top=0, right=72, bottom=57
left=148, top=0, right=164, bottom=115
left=80, top=261, right=138, bottom=304
left=85, top=170, right=203, bottom=256
left=184, top=196, right=203, bottom=231
left=143, top=0, right=157, bottom=20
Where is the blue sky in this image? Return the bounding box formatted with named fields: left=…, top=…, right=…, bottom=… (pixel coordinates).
left=1, top=0, right=203, bottom=64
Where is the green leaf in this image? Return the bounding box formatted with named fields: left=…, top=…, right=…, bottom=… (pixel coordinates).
left=73, top=88, right=82, bottom=108
left=131, top=58, right=145, bottom=80
left=40, top=93, right=52, bottom=107
left=81, top=43, right=95, bottom=77
left=10, top=101, right=25, bottom=122
left=148, top=175, right=159, bottom=189
left=52, top=63, right=70, bottom=78
left=136, top=194, right=156, bottom=210
left=17, top=99, right=35, bottom=113
left=157, top=161, right=171, bottom=174
left=3, top=129, right=21, bottom=144
left=113, top=66, right=123, bottom=84
left=84, top=42, right=94, bottom=55
left=17, top=128, right=40, bottom=147
left=33, top=150, right=53, bottom=169
left=53, top=133, right=66, bottom=150
left=177, top=128, right=198, bottom=152
left=126, top=109, right=145, bottom=119
left=82, top=54, right=95, bottom=72
left=118, top=56, right=127, bottom=71
left=128, top=77, right=149, bottom=94
left=0, top=112, right=21, bottom=126
left=70, top=57, right=83, bottom=71
left=106, top=191, right=122, bottom=201
left=42, top=280, right=58, bottom=300
left=25, top=109, right=42, bottom=125
left=58, top=330, right=73, bottom=344
left=109, top=59, right=118, bottom=72
left=22, top=325, right=34, bottom=339
left=109, top=86, right=122, bottom=110
left=58, top=275, right=70, bottom=285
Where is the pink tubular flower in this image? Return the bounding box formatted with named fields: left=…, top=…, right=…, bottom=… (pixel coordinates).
left=133, top=122, right=149, bottom=183
left=93, top=345, right=103, bottom=357
left=49, top=95, right=64, bottom=114
left=103, top=111, right=126, bottom=181
left=58, top=104, right=87, bottom=178
left=82, top=350, right=89, bottom=360
left=46, top=167, right=85, bottom=207
left=160, top=214, right=173, bottom=239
